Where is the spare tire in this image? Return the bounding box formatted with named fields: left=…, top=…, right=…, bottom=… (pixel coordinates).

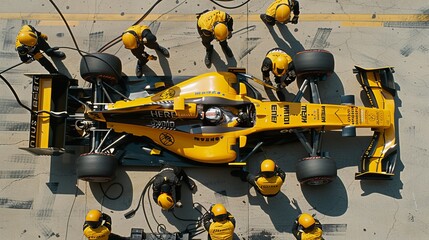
left=294, top=50, right=334, bottom=78
left=80, top=53, right=122, bottom=85
left=76, top=153, right=118, bottom=182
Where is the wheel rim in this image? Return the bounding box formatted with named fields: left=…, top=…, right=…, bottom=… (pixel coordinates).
left=303, top=177, right=332, bottom=186
left=80, top=176, right=112, bottom=183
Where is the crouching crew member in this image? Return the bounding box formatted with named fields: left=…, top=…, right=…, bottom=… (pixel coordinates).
left=232, top=159, right=286, bottom=197
left=152, top=165, right=196, bottom=210
left=83, top=209, right=129, bottom=240
left=15, top=25, right=65, bottom=74
left=260, top=0, right=300, bottom=25
left=122, top=25, right=169, bottom=78
left=197, top=10, right=234, bottom=67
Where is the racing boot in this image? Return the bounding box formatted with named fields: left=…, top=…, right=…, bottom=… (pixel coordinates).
left=135, top=60, right=143, bottom=78
left=204, top=46, right=213, bottom=68
left=186, top=178, right=197, bottom=191
left=157, top=46, right=170, bottom=58
left=260, top=14, right=268, bottom=24
left=45, top=48, right=66, bottom=60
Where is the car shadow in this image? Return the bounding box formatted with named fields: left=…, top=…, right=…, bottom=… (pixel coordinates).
left=248, top=191, right=300, bottom=233
left=89, top=167, right=133, bottom=211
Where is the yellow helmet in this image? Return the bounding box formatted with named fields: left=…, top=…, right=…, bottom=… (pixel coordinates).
left=18, top=31, right=38, bottom=47
left=211, top=203, right=228, bottom=221
left=298, top=213, right=316, bottom=229
left=261, top=159, right=276, bottom=172
left=85, top=209, right=102, bottom=228
left=272, top=55, right=288, bottom=77
left=275, top=4, right=291, bottom=23
left=122, top=31, right=139, bottom=49
left=213, top=22, right=228, bottom=41
left=157, top=193, right=174, bottom=210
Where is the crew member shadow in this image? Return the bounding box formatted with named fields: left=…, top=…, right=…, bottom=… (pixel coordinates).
left=264, top=86, right=297, bottom=102
left=248, top=190, right=300, bottom=233
left=52, top=57, right=73, bottom=79
left=89, top=168, right=133, bottom=211
left=266, top=23, right=305, bottom=57
left=212, top=50, right=237, bottom=71
left=156, top=50, right=172, bottom=76
left=141, top=64, right=158, bottom=77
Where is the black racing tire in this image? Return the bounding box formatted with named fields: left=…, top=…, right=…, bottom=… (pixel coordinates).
left=76, top=153, right=118, bottom=182
left=293, top=50, right=334, bottom=78
left=296, top=156, right=337, bottom=186
left=80, top=53, right=122, bottom=85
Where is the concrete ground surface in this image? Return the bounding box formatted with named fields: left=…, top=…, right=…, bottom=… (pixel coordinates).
left=0, top=0, right=428, bottom=239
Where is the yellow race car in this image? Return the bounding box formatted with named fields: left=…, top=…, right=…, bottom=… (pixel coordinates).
left=24, top=50, right=398, bottom=185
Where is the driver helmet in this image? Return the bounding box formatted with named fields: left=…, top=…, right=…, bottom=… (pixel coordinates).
left=205, top=107, right=223, bottom=124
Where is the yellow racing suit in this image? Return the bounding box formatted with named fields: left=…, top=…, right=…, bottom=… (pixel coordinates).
left=203, top=211, right=236, bottom=240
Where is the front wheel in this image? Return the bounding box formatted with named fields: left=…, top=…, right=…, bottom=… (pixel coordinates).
left=296, top=156, right=337, bottom=186
left=76, top=153, right=118, bottom=182
left=293, top=49, right=334, bottom=78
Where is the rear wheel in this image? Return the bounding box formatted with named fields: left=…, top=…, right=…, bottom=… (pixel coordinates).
left=296, top=156, right=337, bottom=185
left=80, top=53, right=122, bottom=85
left=294, top=50, right=334, bottom=78
left=76, top=153, right=118, bottom=182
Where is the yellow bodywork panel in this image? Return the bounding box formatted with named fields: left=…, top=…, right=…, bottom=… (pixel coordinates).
left=356, top=67, right=397, bottom=174
left=36, top=77, right=52, bottom=148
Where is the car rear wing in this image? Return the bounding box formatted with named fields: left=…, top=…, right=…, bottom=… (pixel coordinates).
left=21, top=74, right=70, bottom=155
left=353, top=66, right=398, bottom=180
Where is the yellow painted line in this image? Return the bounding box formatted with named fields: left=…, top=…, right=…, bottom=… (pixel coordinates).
left=0, top=13, right=427, bottom=23
left=38, top=20, right=79, bottom=26
left=341, top=21, right=384, bottom=27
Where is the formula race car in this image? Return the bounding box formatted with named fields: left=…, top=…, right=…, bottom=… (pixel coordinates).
left=23, top=49, right=398, bottom=185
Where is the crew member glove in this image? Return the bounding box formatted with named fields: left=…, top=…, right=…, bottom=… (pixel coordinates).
left=291, top=16, right=299, bottom=24
left=25, top=57, right=35, bottom=64
left=40, top=34, right=48, bottom=40
left=227, top=32, right=232, bottom=39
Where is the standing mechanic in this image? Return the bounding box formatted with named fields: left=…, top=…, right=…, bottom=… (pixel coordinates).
left=15, top=25, right=65, bottom=74
left=152, top=165, right=196, bottom=210
left=121, top=25, right=170, bottom=78
left=203, top=203, right=236, bottom=240
left=197, top=10, right=234, bottom=67
left=232, top=159, right=286, bottom=197
left=260, top=0, right=300, bottom=26
left=292, top=213, right=324, bottom=240
left=83, top=209, right=129, bottom=240
left=261, top=48, right=296, bottom=90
